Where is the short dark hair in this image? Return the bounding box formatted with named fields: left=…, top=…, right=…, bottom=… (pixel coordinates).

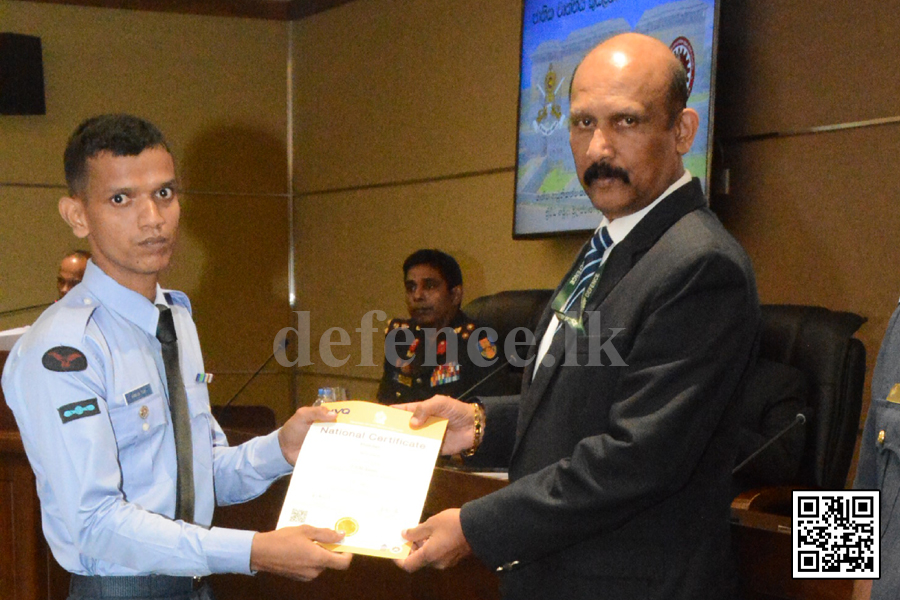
left=64, top=114, right=170, bottom=196
left=665, top=59, right=690, bottom=127
left=403, top=249, right=462, bottom=290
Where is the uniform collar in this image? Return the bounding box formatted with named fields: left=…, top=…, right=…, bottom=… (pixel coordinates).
left=79, top=260, right=167, bottom=337
left=449, top=310, right=469, bottom=329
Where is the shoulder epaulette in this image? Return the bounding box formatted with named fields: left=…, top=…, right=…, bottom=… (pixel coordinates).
left=43, top=302, right=96, bottom=345
left=385, top=317, right=411, bottom=335
left=15, top=300, right=96, bottom=360
left=163, top=290, right=192, bottom=315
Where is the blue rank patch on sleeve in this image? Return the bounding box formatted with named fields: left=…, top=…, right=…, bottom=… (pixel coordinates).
left=58, top=399, right=100, bottom=424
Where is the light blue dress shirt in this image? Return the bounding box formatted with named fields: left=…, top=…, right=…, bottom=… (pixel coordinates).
left=1, top=261, right=292, bottom=575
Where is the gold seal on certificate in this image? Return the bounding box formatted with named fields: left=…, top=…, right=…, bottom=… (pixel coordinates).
left=276, top=401, right=448, bottom=558
left=335, top=517, right=359, bottom=536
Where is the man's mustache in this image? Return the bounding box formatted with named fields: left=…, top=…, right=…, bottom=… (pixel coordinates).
left=583, top=162, right=630, bottom=186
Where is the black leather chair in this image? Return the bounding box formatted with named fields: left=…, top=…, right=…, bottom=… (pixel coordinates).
left=733, top=305, right=865, bottom=600
left=463, top=289, right=553, bottom=395
left=756, top=305, right=867, bottom=490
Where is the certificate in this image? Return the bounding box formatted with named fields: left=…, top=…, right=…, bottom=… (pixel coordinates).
left=276, top=400, right=447, bottom=558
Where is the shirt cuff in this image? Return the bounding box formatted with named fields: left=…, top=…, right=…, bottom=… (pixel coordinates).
left=251, top=429, right=294, bottom=479
left=202, top=527, right=257, bottom=574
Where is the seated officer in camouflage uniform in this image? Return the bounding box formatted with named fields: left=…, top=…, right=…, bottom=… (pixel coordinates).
left=377, top=249, right=499, bottom=405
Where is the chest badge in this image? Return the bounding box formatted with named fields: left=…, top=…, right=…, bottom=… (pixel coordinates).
left=479, top=336, right=497, bottom=360
left=431, top=362, right=461, bottom=387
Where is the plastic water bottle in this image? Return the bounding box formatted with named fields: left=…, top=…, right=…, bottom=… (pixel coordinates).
left=313, top=387, right=335, bottom=406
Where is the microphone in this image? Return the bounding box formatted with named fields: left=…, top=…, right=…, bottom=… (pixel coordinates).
left=458, top=354, right=512, bottom=401
left=732, top=412, right=807, bottom=476
left=220, top=338, right=290, bottom=411
left=0, top=302, right=53, bottom=318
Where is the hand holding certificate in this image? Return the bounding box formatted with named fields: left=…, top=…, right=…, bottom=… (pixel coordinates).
left=277, top=401, right=448, bottom=559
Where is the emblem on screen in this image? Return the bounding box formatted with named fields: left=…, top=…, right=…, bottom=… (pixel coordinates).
left=670, top=36, right=695, bottom=95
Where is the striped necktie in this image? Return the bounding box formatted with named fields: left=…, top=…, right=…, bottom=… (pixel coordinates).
left=535, top=225, right=615, bottom=377
left=562, top=225, right=614, bottom=313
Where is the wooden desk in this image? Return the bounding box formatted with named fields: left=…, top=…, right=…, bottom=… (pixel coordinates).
left=0, top=351, right=70, bottom=600
left=208, top=468, right=507, bottom=600
left=731, top=488, right=853, bottom=600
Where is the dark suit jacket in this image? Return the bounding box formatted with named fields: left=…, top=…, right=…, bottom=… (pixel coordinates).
left=459, top=179, right=760, bottom=600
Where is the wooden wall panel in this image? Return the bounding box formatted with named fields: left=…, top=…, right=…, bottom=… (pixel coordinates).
left=716, top=0, right=900, bottom=137
left=291, top=0, right=522, bottom=193
left=713, top=0, right=900, bottom=483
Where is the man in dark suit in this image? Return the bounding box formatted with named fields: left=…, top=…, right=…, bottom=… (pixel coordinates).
left=396, top=33, right=760, bottom=600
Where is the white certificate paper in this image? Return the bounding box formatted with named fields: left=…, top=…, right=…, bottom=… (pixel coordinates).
left=276, top=401, right=447, bottom=559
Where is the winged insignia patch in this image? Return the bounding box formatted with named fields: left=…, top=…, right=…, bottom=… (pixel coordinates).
left=42, top=346, right=88, bottom=372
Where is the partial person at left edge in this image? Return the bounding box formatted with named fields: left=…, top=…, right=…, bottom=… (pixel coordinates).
left=1, top=114, right=351, bottom=600
left=58, top=248, right=91, bottom=299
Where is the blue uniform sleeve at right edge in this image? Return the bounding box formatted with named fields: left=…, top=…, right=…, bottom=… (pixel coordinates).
left=856, top=304, right=900, bottom=489
left=856, top=407, right=878, bottom=489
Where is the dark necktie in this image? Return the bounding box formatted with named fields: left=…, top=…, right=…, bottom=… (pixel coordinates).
left=562, top=225, right=614, bottom=313
left=156, top=305, right=194, bottom=523
left=541, top=225, right=615, bottom=369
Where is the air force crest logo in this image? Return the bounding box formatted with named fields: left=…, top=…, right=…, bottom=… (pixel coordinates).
left=533, top=63, right=565, bottom=136
left=670, top=36, right=695, bottom=95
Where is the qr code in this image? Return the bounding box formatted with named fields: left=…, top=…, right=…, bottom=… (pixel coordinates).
left=793, top=490, right=879, bottom=578
left=289, top=509, right=308, bottom=524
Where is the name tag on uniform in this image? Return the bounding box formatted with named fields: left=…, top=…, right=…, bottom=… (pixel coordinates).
left=124, top=383, right=153, bottom=405
left=887, top=384, right=900, bottom=404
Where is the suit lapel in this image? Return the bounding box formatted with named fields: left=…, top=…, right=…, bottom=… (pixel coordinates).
left=519, top=240, right=591, bottom=399
left=587, top=179, right=706, bottom=310
left=513, top=179, right=708, bottom=455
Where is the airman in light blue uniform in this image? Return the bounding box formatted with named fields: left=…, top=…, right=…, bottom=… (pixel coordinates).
left=1, top=114, right=350, bottom=599
left=3, top=260, right=288, bottom=575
